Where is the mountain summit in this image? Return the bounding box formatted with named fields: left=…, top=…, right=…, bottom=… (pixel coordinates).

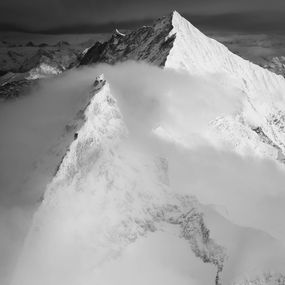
left=82, top=11, right=285, bottom=162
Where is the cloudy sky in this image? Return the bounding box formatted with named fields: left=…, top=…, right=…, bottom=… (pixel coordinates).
left=1, top=0, right=285, bottom=33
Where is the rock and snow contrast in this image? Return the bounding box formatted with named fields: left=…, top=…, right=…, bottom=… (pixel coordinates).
left=6, top=11, right=285, bottom=285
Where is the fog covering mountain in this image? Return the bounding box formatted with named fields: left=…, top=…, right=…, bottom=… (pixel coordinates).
left=1, top=11, right=285, bottom=285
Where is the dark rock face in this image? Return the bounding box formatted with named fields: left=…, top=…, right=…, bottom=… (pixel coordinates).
left=80, top=14, right=176, bottom=67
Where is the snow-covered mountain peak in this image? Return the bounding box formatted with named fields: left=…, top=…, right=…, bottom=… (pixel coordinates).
left=79, top=11, right=285, bottom=162
left=10, top=11, right=285, bottom=285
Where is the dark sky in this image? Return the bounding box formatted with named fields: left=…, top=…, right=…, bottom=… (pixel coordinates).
left=1, top=0, right=285, bottom=33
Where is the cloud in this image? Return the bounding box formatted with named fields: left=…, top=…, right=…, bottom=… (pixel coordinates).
left=2, top=61, right=285, bottom=284
left=44, top=61, right=285, bottom=246
left=92, top=62, right=285, bottom=242
left=26, top=61, right=284, bottom=244
left=95, top=62, right=243, bottom=145
left=94, top=61, right=285, bottom=281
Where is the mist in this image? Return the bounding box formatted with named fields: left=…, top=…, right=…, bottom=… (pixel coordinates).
left=92, top=62, right=285, bottom=282
left=1, top=61, right=285, bottom=284
left=91, top=62, right=285, bottom=241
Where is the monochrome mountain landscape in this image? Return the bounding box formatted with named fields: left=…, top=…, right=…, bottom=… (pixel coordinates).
left=1, top=10, right=285, bottom=285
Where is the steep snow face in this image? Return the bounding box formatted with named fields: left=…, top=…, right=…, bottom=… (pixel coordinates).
left=12, top=80, right=226, bottom=285
left=166, top=11, right=285, bottom=161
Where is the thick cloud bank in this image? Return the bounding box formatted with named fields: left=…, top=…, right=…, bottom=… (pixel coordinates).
left=1, top=61, right=285, bottom=284
left=95, top=62, right=285, bottom=241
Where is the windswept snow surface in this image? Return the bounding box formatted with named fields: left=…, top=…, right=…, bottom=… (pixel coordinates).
left=10, top=11, right=285, bottom=285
